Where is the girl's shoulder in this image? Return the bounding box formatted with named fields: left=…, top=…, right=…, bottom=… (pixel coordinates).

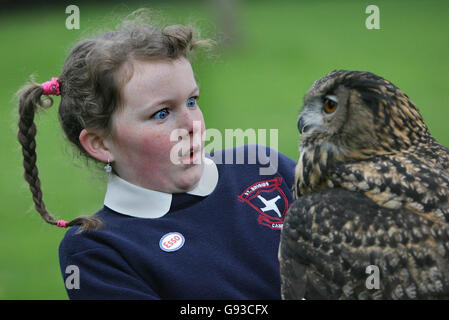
left=58, top=208, right=117, bottom=257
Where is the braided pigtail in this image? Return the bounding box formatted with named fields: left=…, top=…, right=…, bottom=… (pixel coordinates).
left=17, top=78, right=102, bottom=232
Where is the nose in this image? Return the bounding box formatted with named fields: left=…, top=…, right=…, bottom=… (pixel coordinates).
left=178, top=107, right=194, bottom=129
left=177, top=107, right=203, bottom=139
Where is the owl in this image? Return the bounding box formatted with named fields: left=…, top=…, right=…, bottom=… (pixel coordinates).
left=279, top=70, right=449, bottom=299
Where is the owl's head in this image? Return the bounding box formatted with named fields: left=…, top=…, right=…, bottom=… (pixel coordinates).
left=297, top=70, right=429, bottom=160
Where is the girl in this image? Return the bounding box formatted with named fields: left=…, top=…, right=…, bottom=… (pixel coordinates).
left=17, top=13, right=296, bottom=299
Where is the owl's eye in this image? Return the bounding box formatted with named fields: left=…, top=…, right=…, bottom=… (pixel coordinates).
left=323, top=96, right=338, bottom=114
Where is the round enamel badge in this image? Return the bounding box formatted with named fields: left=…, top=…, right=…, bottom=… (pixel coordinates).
left=159, top=232, right=185, bottom=252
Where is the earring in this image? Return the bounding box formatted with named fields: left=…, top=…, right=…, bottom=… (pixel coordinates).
left=104, top=159, right=112, bottom=173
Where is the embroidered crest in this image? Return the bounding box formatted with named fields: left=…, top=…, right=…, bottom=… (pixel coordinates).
left=237, top=177, right=289, bottom=230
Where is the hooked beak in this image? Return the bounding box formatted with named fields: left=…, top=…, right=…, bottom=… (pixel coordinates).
left=297, top=115, right=310, bottom=135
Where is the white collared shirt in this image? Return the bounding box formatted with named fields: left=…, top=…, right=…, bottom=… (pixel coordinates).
left=104, top=157, right=219, bottom=219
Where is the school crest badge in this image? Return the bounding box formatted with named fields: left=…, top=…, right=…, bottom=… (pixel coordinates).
left=237, top=177, right=289, bottom=230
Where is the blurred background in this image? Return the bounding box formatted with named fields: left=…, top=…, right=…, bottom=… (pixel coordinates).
left=1, top=0, right=448, bottom=299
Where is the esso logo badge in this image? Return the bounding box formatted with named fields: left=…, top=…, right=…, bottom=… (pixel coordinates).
left=159, top=232, right=185, bottom=252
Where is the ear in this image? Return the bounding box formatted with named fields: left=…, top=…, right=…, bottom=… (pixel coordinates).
left=79, top=129, right=114, bottom=163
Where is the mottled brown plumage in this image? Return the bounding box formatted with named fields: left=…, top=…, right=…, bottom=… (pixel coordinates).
left=279, top=70, right=449, bottom=299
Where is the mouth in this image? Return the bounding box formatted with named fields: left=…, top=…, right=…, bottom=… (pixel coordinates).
left=301, top=125, right=312, bottom=134
left=297, top=115, right=314, bottom=135
left=180, top=146, right=202, bottom=165
left=298, top=123, right=312, bottom=135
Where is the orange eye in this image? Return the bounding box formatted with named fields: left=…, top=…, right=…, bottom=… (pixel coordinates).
left=323, top=98, right=338, bottom=114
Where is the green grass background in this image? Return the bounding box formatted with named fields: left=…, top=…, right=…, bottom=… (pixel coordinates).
left=1, top=0, right=448, bottom=299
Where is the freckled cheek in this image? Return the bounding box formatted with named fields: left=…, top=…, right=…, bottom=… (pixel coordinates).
left=114, top=129, right=170, bottom=171
left=139, top=133, right=174, bottom=165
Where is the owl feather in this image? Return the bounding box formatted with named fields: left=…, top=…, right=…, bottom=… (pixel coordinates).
left=280, top=70, right=449, bottom=299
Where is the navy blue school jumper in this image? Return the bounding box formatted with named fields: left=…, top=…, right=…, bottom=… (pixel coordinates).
left=59, top=145, right=296, bottom=299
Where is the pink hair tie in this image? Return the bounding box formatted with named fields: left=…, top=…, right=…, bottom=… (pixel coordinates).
left=57, top=220, right=68, bottom=228
left=41, top=77, right=60, bottom=96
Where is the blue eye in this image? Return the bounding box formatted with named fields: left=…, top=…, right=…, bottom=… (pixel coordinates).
left=186, top=97, right=197, bottom=108
left=153, top=108, right=169, bottom=120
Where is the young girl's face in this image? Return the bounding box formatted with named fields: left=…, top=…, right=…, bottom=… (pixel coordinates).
left=105, top=57, right=205, bottom=193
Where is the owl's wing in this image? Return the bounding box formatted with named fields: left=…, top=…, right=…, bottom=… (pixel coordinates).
left=279, top=187, right=449, bottom=300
